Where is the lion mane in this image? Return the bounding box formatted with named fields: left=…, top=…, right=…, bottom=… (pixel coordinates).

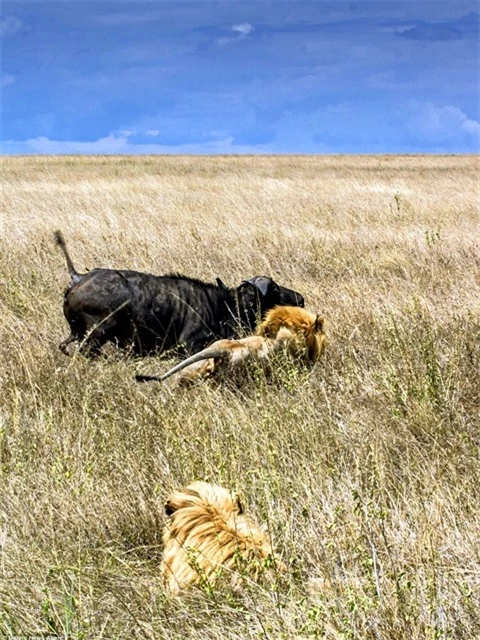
left=257, top=305, right=326, bottom=363
left=161, top=481, right=283, bottom=594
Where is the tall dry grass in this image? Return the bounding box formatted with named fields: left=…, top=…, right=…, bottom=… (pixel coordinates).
left=0, top=155, right=479, bottom=639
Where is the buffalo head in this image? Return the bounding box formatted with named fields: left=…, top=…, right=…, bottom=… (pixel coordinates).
left=241, top=276, right=304, bottom=309
left=232, top=276, right=304, bottom=333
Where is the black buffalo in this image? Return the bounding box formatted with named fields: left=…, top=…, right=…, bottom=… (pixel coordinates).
left=54, top=231, right=304, bottom=357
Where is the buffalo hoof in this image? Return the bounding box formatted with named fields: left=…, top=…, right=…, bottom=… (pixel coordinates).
left=59, top=340, right=77, bottom=357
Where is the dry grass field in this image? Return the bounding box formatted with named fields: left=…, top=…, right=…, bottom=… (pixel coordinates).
left=1, top=155, right=479, bottom=639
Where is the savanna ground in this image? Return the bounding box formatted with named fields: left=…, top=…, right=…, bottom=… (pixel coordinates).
left=0, top=155, right=479, bottom=639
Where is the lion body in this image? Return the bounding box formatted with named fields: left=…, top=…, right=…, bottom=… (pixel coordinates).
left=174, top=306, right=326, bottom=386
left=176, top=335, right=274, bottom=384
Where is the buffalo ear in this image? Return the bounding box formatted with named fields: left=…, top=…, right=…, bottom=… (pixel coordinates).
left=314, top=316, right=324, bottom=332
left=216, top=277, right=228, bottom=289
left=244, top=276, right=273, bottom=297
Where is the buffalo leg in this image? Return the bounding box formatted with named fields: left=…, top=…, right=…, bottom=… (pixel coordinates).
left=59, top=333, right=79, bottom=356
left=77, top=316, right=122, bottom=356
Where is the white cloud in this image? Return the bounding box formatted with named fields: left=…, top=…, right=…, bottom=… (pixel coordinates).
left=216, top=22, right=254, bottom=46
left=3, top=100, right=478, bottom=156
left=18, top=135, right=130, bottom=154
left=1, top=133, right=275, bottom=156
left=0, top=16, right=23, bottom=37
left=405, top=101, right=480, bottom=145
left=391, top=24, right=417, bottom=34
left=462, top=118, right=480, bottom=136
left=261, top=99, right=480, bottom=153
left=232, top=23, right=253, bottom=36
left=1, top=73, right=15, bottom=87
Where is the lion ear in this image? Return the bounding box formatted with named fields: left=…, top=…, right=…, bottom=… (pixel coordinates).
left=234, top=494, right=244, bottom=514
left=314, top=316, right=324, bottom=332
left=164, top=499, right=176, bottom=516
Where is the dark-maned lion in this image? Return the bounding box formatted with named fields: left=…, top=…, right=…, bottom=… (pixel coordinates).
left=137, top=305, right=326, bottom=386
left=161, top=481, right=284, bottom=594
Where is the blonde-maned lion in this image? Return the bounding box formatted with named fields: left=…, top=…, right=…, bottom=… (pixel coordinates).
left=257, top=305, right=326, bottom=363
left=137, top=306, right=326, bottom=386
left=161, top=481, right=284, bottom=595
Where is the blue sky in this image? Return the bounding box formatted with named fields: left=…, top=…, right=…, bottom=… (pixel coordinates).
left=1, top=1, right=479, bottom=154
